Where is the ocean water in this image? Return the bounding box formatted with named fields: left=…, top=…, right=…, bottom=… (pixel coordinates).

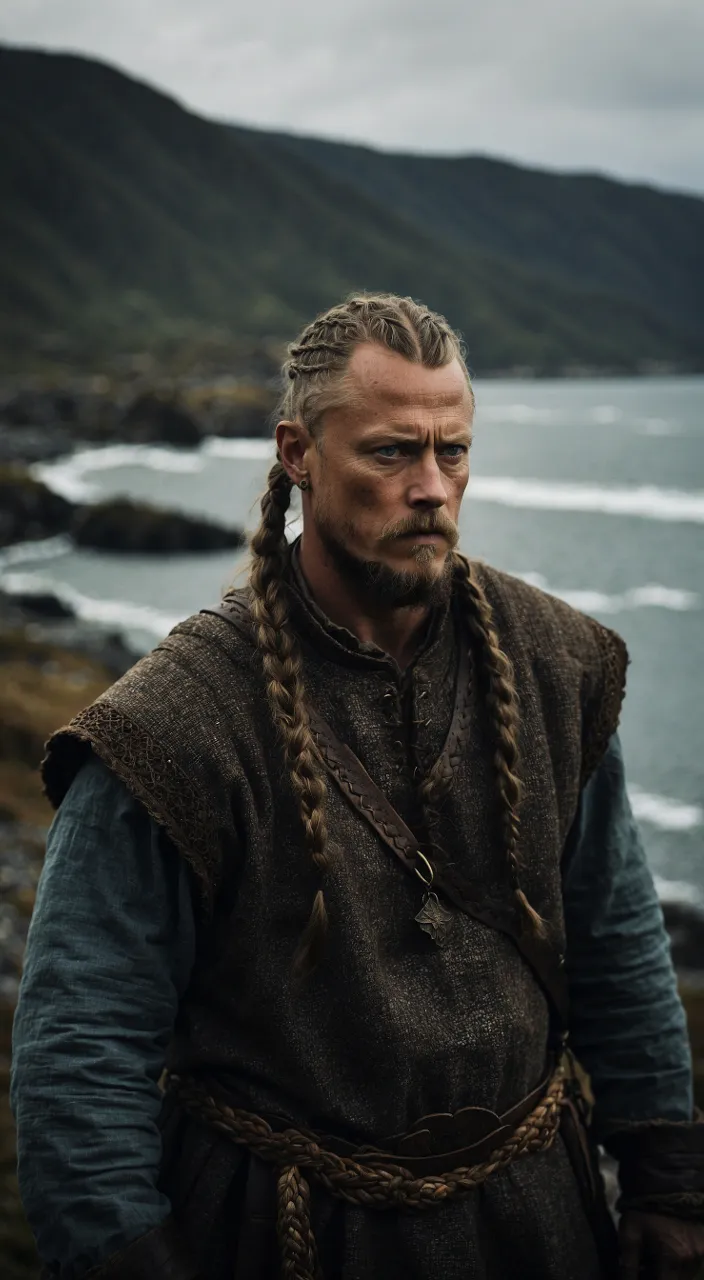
left=3, top=376, right=703, bottom=897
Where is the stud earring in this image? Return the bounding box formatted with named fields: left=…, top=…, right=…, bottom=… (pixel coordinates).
left=299, top=477, right=310, bottom=490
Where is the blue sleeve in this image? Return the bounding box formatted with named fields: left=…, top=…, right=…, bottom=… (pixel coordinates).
left=10, top=754, right=197, bottom=1278
left=562, top=732, right=693, bottom=1130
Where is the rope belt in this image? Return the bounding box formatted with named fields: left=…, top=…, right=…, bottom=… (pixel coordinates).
left=167, top=1064, right=567, bottom=1280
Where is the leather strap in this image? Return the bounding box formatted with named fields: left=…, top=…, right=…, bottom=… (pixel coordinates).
left=203, top=1059, right=559, bottom=1179
left=202, top=597, right=568, bottom=1025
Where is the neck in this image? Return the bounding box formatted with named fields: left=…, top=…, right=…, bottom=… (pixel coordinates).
left=297, top=533, right=431, bottom=669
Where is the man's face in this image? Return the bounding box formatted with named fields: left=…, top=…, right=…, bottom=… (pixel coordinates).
left=299, top=342, right=473, bottom=607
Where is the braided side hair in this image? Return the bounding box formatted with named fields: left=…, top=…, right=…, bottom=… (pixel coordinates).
left=249, top=458, right=330, bottom=975
left=248, top=292, right=541, bottom=972
left=450, top=555, right=546, bottom=936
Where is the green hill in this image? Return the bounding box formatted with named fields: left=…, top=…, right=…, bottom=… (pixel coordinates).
left=1, top=44, right=703, bottom=374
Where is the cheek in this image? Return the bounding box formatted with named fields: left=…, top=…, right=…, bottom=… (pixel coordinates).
left=449, top=467, right=470, bottom=506
left=345, top=471, right=393, bottom=514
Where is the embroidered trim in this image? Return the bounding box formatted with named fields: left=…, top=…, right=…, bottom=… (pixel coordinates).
left=580, top=620, right=629, bottom=787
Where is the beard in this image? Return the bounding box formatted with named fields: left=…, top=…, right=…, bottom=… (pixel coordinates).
left=314, top=509, right=457, bottom=609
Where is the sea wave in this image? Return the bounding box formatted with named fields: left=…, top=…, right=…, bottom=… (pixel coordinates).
left=0, top=535, right=72, bottom=570
left=653, top=876, right=704, bottom=907
left=34, top=438, right=276, bottom=503
left=33, top=444, right=207, bottom=502
left=517, top=572, right=699, bottom=613
left=203, top=438, right=275, bottom=460
left=0, top=572, right=180, bottom=641
left=472, top=477, right=704, bottom=523
left=628, top=786, right=703, bottom=833
left=476, top=404, right=680, bottom=434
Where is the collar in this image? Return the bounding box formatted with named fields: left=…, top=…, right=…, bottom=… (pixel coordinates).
left=285, top=538, right=453, bottom=679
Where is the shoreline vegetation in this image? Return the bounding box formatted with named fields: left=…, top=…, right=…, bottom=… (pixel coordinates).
left=0, top=588, right=703, bottom=1277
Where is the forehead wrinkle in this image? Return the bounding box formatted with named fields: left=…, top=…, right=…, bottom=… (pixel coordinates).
left=362, top=383, right=471, bottom=409
left=366, top=416, right=472, bottom=439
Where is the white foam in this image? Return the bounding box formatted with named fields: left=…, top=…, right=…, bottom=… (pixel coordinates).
left=35, top=437, right=276, bottom=503
left=34, top=444, right=207, bottom=501
left=472, top=477, right=704, bottom=523
left=591, top=405, right=623, bottom=424
left=476, top=403, right=682, bottom=434
left=515, top=572, right=699, bottom=613
left=203, top=437, right=275, bottom=460
left=634, top=417, right=678, bottom=436
left=0, top=535, right=72, bottom=570
left=478, top=404, right=559, bottom=425
left=0, top=572, right=180, bottom=643
left=628, top=787, right=703, bottom=832
left=653, top=876, right=704, bottom=908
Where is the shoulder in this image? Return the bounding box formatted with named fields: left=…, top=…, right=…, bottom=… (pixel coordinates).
left=469, top=560, right=628, bottom=786
left=469, top=559, right=628, bottom=674
left=41, top=590, right=261, bottom=908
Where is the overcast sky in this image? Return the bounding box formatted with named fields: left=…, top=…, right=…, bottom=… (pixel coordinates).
left=3, top=0, right=704, bottom=195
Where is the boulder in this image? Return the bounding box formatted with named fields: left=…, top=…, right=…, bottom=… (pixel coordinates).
left=121, top=391, right=203, bottom=446
left=71, top=497, right=246, bottom=553
left=0, top=465, right=73, bottom=545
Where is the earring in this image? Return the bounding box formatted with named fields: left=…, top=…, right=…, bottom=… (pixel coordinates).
left=299, top=477, right=309, bottom=490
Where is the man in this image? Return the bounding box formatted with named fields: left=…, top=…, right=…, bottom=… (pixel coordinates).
left=11, top=293, right=704, bottom=1280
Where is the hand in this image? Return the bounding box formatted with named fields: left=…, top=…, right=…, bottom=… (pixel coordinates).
left=619, top=1210, right=704, bottom=1279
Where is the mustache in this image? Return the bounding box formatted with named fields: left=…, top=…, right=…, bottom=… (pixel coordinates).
left=379, top=512, right=459, bottom=548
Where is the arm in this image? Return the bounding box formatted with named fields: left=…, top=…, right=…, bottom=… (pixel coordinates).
left=10, top=753, right=199, bottom=1279
left=563, top=733, right=704, bottom=1276
left=562, top=731, right=692, bottom=1128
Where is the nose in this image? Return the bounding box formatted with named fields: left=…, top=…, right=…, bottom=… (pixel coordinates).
left=407, top=454, right=448, bottom=509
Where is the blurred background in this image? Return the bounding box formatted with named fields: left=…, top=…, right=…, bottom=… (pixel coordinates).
left=1, top=2, right=703, bottom=1273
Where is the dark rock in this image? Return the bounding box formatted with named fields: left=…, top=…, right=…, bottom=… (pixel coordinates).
left=0, top=589, right=136, bottom=676
left=0, top=424, right=78, bottom=465
left=121, top=391, right=203, bottom=446
left=8, top=591, right=74, bottom=619
left=663, top=900, right=704, bottom=974
left=0, top=465, right=73, bottom=546
left=0, top=389, right=78, bottom=428
left=71, top=497, right=246, bottom=553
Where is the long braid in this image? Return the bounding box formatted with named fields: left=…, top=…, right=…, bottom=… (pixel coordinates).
left=249, top=459, right=331, bottom=975
left=448, top=554, right=546, bottom=937
left=248, top=293, right=480, bottom=972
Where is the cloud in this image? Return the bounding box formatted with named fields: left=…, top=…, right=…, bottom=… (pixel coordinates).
left=2, top=0, right=704, bottom=192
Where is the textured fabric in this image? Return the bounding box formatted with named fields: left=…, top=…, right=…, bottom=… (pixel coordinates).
left=10, top=756, right=196, bottom=1279
left=12, top=737, right=693, bottom=1274
left=35, top=558, right=630, bottom=1278
left=562, top=739, right=693, bottom=1133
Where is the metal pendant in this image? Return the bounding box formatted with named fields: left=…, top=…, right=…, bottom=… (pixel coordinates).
left=415, top=891, right=455, bottom=947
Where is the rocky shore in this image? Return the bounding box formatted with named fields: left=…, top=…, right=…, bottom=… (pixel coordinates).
left=0, top=465, right=246, bottom=555
left=0, top=591, right=702, bottom=1278
left=0, top=381, right=278, bottom=467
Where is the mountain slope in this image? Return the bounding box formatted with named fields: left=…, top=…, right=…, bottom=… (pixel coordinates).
left=261, top=132, right=704, bottom=344
left=1, top=45, right=702, bottom=373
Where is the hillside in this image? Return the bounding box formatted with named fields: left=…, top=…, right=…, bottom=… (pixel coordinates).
left=1, top=45, right=703, bottom=374
left=265, top=133, right=704, bottom=347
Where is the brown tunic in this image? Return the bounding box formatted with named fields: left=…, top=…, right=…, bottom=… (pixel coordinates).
left=42, top=557, right=627, bottom=1280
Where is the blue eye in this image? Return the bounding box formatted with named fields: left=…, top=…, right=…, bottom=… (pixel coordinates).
left=376, top=445, right=401, bottom=458
left=440, top=445, right=467, bottom=458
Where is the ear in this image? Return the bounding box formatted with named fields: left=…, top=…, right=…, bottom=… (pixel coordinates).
left=276, top=419, right=314, bottom=487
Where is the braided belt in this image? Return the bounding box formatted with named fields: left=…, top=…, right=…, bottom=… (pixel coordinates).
left=166, top=1065, right=567, bottom=1280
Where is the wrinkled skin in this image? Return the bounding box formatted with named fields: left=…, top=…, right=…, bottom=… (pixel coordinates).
left=619, top=1211, right=704, bottom=1278
left=276, top=342, right=473, bottom=667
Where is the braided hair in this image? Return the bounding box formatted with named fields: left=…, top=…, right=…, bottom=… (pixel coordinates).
left=248, top=293, right=543, bottom=973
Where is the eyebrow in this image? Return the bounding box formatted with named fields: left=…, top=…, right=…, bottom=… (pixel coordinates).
left=364, top=425, right=473, bottom=443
